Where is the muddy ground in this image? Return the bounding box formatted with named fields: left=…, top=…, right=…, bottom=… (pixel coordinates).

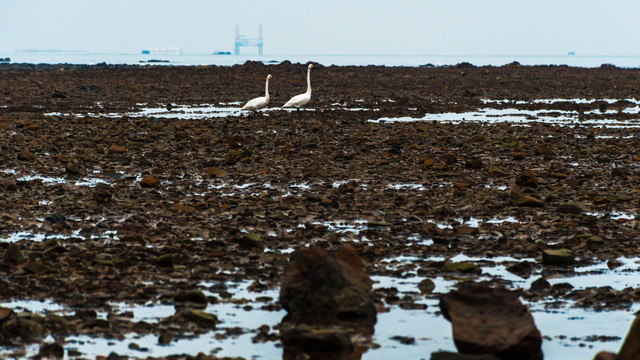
left=1, top=62, right=640, bottom=359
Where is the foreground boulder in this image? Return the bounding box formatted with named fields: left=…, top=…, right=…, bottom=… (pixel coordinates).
left=279, top=245, right=376, bottom=326
left=279, top=245, right=376, bottom=359
left=612, top=315, right=640, bottom=360
left=439, top=283, right=542, bottom=360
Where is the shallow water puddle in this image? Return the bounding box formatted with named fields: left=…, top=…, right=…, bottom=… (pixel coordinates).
left=371, top=98, right=640, bottom=128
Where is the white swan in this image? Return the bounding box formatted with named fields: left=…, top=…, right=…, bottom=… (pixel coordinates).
left=242, top=74, right=272, bottom=112
left=283, top=63, right=314, bottom=110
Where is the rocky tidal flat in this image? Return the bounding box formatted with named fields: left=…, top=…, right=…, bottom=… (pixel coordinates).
left=1, top=61, right=640, bottom=360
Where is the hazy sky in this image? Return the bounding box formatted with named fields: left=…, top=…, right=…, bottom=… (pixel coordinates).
left=2, top=0, right=639, bottom=56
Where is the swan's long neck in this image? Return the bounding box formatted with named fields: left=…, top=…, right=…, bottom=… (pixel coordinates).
left=305, top=66, right=312, bottom=95
left=264, top=76, right=270, bottom=99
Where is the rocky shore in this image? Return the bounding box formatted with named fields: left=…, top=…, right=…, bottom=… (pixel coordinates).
left=1, top=62, right=640, bottom=359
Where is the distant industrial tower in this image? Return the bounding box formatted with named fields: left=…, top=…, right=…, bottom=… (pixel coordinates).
left=234, top=25, right=263, bottom=55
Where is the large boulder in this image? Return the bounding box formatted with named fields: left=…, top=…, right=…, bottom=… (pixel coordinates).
left=616, top=315, right=640, bottom=360
left=439, top=283, right=542, bottom=360
left=279, top=245, right=376, bottom=326
left=279, top=245, right=376, bottom=358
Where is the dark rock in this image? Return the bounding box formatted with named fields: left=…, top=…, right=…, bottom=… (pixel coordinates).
left=139, top=175, right=159, bottom=188
left=557, top=202, right=583, bottom=214
left=617, top=315, right=640, bottom=360
left=0, top=307, right=13, bottom=322
left=17, top=149, right=37, bottom=162
left=390, top=335, right=416, bottom=344
left=281, top=324, right=353, bottom=351
left=1, top=318, right=45, bottom=341
left=418, top=278, right=436, bottom=294
left=239, top=233, right=265, bottom=250
left=506, top=261, right=534, bottom=278
left=38, top=342, right=64, bottom=358
left=174, top=290, right=208, bottom=304
left=46, top=212, right=66, bottom=224
left=280, top=245, right=376, bottom=326
left=515, top=195, right=544, bottom=207
left=542, top=249, right=574, bottom=266
left=516, top=170, right=538, bottom=188
left=529, top=278, right=551, bottom=293
left=443, top=262, right=481, bottom=274
left=183, top=309, right=217, bottom=328
left=439, top=283, right=542, bottom=360
left=154, top=254, right=173, bottom=267
left=431, top=351, right=501, bottom=360
left=4, top=244, right=25, bottom=265
left=592, top=351, right=616, bottom=360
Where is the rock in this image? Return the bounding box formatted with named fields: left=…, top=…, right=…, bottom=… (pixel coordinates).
left=206, top=166, right=227, bottom=178
left=239, top=233, right=265, bottom=250
left=607, top=258, right=623, bottom=269
left=174, top=290, right=208, bottom=304
left=617, top=315, right=640, bottom=360
left=515, top=195, right=544, bottom=207
left=65, top=162, right=86, bottom=175
left=418, top=278, right=436, bottom=294
left=108, top=145, right=127, bottom=154
left=592, top=351, right=616, bottom=360
left=542, top=249, right=574, bottom=266
left=516, top=170, right=538, bottom=188
left=158, top=332, right=172, bottom=345
left=38, top=342, right=64, bottom=358
left=439, top=283, right=542, bottom=360
left=431, top=351, right=501, bottom=360
left=1, top=318, right=45, bottom=341
left=441, top=153, right=457, bottom=164
left=139, top=175, right=159, bottom=188
left=281, top=324, right=353, bottom=351
left=154, top=254, right=173, bottom=267
left=279, top=245, right=376, bottom=326
left=465, top=158, right=484, bottom=169
left=506, top=261, right=534, bottom=278
left=443, top=262, right=481, bottom=274
left=5, top=244, right=25, bottom=265
left=17, top=149, right=36, bottom=162
left=557, top=202, right=583, bottom=214
left=488, top=165, right=507, bottom=177
left=183, top=309, right=217, bottom=328
left=0, top=307, right=13, bottom=322
left=93, top=185, right=113, bottom=204
left=529, top=278, right=551, bottom=293
left=45, top=212, right=66, bottom=224
left=23, top=260, right=45, bottom=274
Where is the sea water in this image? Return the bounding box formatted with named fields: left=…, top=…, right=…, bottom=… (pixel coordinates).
left=1, top=52, right=640, bottom=67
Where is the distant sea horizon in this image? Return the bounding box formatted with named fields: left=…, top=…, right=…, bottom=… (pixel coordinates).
left=2, top=51, right=640, bottom=68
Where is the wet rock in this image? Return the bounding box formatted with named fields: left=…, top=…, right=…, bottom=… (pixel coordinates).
left=617, top=315, right=640, bottom=360
left=607, top=258, right=623, bottom=269
left=506, top=261, right=534, bottom=278
left=23, top=260, right=45, bottom=274
left=183, top=309, right=217, bottom=328
left=516, top=170, right=538, bottom=188
left=65, top=162, right=86, bottom=175
left=4, top=244, right=25, bottom=265
left=174, top=290, right=208, bottom=304
left=0, top=307, right=13, bottom=322
left=93, top=185, right=113, bottom=204
left=206, top=166, right=227, bottom=178
left=488, top=165, right=507, bottom=177
left=390, top=335, right=416, bottom=344
left=557, top=202, right=583, bottom=214
left=529, top=278, right=551, bottom=293
left=592, top=351, right=616, bottom=360
left=139, top=175, right=159, bottom=188
left=158, top=332, right=173, bottom=345
left=431, top=352, right=500, bottom=360
left=515, top=195, right=544, bottom=207
left=281, top=325, right=353, bottom=352
left=418, top=278, right=436, bottom=294
left=239, top=233, right=265, bottom=250
left=38, top=342, right=64, bottom=358
left=441, top=153, right=458, bottom=165
left=465, top=158, right=484, bottom=169
left=17, top=149, right=37, bottom=162
left=154, top=254, right=173, bottom=267
left=108, top=145, right=127, bottom=154
left=439, top=283, right=542, bottom=360
left=542, top=249, right=574, bottom=266
left=280, top=245, right=376, bottom=326
left=45, top=212, right=66, bottom=224
left=444, top=262, right=481, bottom=274
left=1, top=318, right=45, bottom=342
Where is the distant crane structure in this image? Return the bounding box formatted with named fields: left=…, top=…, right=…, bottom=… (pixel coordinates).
left=234, top=25, right=263, bottom=55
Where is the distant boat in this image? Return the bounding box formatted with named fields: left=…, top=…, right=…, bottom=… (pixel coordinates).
left=568, top=51, right=576, bottom=56
left=141, top=47, right=182, bottom=55
left=0, top=57, right=10, bottom=63
left=212, top=51, right=231, bottom=55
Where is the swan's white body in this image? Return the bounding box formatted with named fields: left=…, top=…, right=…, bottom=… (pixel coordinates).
left=242, top=74, right=272, bottom=111
left=283, top=64, right=313, bottom=109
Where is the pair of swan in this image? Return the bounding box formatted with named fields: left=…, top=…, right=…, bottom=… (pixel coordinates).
left=241, top=63, right=313, bottom=112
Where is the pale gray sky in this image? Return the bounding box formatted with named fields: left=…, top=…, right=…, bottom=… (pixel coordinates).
left=2, top=0, right=639, bottom=56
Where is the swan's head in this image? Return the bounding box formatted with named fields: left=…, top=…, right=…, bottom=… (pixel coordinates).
left=267, top=74, right=272, bottom=79
left=308, top=63, right=314, bottom=69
